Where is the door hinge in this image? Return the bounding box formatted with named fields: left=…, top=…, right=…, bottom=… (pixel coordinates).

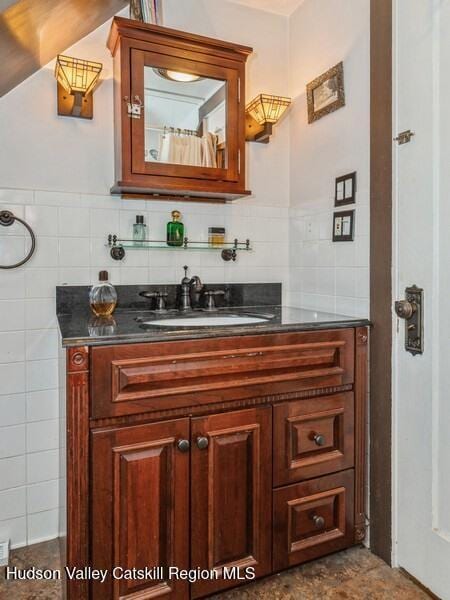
left=238, top=78, right=241, bottom=103
left=394, top=130, right=415, bottom=145
left=125, top=95, right=143, bottom=119
left=238, top=149, right=241, bottom=174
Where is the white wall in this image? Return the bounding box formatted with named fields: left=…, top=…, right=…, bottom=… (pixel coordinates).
left=0, top=2, right=290, bottom=548
left=287, top=0, right=370, bottom=316
left=0, top=0, right=371, bottom=550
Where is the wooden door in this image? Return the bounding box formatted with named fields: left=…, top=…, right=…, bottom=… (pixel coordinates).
left=91, top=418, right=190, bottom=599
left=191, top=407, right=272, bottom=598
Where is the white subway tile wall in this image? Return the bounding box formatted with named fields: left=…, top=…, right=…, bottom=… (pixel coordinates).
left=288, top=205, right=370, bottom=317
left=0, top=190, right=290, bottom=548
left=287, top=0, right=370, bottom=318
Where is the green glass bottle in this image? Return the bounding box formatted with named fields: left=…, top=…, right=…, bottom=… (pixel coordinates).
left=167, top=210, right=184, bottom=247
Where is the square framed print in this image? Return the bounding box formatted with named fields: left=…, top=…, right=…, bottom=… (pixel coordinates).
left=307, top=62, right=345, bottom=123
left=335, top=172, right=356, bottom=206
left=333, top=210, right=354, bottom=242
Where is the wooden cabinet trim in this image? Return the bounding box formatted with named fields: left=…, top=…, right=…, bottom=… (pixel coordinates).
left=91, top=330, right=354, bottom=419
left=354, top=327, right=369, bottom=542
left=66, top=346, right=90, bottom=600
left=108, top=17, right=252, bottom=61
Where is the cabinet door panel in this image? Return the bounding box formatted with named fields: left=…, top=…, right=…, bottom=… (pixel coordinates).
left=273, top=470, right=354, bottom=570
left=91, top=418, right=189, bottom=599
left=191, top=407, right=272, bottom=598
left=274, top=393, right=354, bottom=485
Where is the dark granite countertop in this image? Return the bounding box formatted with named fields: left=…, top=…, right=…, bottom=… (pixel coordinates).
left=57, top=305, right=370, bottom=347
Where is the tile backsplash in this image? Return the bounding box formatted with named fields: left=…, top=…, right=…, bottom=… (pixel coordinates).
left=0, top=189, right=289, bottom=548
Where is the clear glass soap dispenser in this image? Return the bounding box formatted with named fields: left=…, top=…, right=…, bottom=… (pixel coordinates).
left=133, top=215, right=147, bottom=246
left=89, top=271, right=117, bottom=317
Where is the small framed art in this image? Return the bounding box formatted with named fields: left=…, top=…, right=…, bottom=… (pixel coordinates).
left=307, top=62, right=345, bottom=123
left=335, top=172, right=356, bottom=206
left=333, top=210, right=354, bottom=242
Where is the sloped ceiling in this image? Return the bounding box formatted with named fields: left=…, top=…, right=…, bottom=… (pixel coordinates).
left=0, top=0, right=127, bottom=97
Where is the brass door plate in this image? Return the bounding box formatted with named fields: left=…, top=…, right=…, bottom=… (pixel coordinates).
left=395, top=285, right=423, bottom=355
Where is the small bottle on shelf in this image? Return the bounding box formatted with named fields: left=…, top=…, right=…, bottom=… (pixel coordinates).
left=208, top=227, right=226, bottom=247
left=167, top=210, right=184, bottom=247
left=89, top=271, right=117, bottom=317
left=133, top=215, right=147, bottom=246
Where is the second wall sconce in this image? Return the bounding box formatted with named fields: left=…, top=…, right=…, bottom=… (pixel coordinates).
left=245, top=94, right=291, bottom=143
left=55, top=55, right=103, bottom=119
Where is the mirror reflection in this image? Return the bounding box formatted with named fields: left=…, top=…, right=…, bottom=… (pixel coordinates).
left=144, top=67, right=227, bottom=168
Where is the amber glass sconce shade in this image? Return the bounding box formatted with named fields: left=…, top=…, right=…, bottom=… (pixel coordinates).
left=245, top=94, right=291, bottom=143
left=55, top=55, right=103, bottom=119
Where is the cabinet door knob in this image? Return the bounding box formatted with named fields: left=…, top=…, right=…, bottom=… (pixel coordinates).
left=313, top=433, right=325, bottom=446
left=177, top=439, right=190, bottom=453
left=196, top=436, right=209, bottom=450
left=311, top=514, right=325, bottom=529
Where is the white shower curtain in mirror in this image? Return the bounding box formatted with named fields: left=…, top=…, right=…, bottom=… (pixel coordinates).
left=159, top=133, right=217, bottom=168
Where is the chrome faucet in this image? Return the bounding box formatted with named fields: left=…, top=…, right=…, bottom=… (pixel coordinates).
left=179, top=266, right=203, bottom=311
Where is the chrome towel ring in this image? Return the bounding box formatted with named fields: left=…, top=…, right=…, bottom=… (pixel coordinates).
left=0, top=210, right=36, bottom=269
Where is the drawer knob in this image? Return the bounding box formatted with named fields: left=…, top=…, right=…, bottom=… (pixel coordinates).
left=311, top=514, right=325, bottom=529
left=177, top=439, right=190, bottom=453
left=313, top=433, right=325, bottom=446
left=196, top=436, right=209, bottom=450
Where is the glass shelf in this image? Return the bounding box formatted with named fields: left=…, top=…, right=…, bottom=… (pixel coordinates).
left=107, top=235, right=251, bottom=262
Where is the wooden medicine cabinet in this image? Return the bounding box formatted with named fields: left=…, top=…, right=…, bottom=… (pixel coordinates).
left=107, top=17, right=252, bottom=202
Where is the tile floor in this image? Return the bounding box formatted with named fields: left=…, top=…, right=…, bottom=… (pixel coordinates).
left=0, top=540, right=430, bottom=599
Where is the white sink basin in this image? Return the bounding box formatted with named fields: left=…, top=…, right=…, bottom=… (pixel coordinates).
left=142, top=316, right=268, bottom=327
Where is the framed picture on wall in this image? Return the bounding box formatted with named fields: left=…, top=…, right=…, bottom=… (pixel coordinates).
left=307, top=62, right=345, bottom=123
left=333, top=210, right=354, bottom=242
left=335, top=172, right=356, bottom=206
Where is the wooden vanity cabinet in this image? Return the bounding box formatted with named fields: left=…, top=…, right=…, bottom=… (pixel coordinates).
left=107, top=17, right=252, bottom=202
left=65, top=327, right=368, bottom=599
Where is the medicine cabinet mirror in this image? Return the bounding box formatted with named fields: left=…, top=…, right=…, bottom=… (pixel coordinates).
left=107, top=18, right=252, bottom=202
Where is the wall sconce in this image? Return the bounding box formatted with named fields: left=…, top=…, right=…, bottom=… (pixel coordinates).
left=55, top=55, right=103, bottom=119
left=245, top=94, right=291, bottom=143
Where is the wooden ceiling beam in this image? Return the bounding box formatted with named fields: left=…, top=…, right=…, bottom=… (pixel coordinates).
left=0, top=0, right=128, bottom=97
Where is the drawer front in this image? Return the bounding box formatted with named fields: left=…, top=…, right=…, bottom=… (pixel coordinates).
left=273, top=393, right=354, bottom=486
left=273, top=470, right=354, bottom=571
left=91, top=329, right=354, bottom=418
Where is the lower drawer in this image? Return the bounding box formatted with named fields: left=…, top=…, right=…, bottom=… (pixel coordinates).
left=273, top=470, right=354, bottom=571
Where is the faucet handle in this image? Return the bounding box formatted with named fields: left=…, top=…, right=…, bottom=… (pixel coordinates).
left=204, top=289, right=225, bottom=311
left=155, top=292, right=168, bottom=311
